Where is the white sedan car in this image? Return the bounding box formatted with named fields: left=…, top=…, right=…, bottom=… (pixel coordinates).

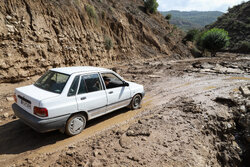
left=12, top=66, right=145, bottom=136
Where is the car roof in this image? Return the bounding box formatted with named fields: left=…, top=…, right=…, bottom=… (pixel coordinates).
left=50, top=66, right=112, bottom=75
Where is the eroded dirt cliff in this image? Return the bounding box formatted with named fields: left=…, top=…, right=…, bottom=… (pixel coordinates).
left=0, top=0, right=190, bottom=83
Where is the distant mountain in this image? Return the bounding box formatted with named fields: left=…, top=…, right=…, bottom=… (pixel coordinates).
left=160, top=10, right=223, bottom=31
left=207, top=1, right=250, bottom=53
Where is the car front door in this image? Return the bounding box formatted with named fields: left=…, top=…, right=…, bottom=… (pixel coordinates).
left=76, top=73, right=107, bottom=119
left=101, top=73, right=131, bottom=113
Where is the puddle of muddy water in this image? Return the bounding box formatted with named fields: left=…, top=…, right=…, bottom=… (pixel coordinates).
left=175, top=82, right=191, bottom=88
left=203, top=86, right=217, bottom=90
left=225, top=77, right=250, bottom=81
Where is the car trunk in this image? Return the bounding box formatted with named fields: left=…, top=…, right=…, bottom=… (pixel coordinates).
left=15, top=84, right=59, bottom=116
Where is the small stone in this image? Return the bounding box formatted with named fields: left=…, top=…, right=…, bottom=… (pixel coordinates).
left=6, top=96, right=14, bottom=102
left=0, top=109, right=3, bottom=112
left=66, top=151, right=73, bottom=156
left=141, top=137, right=147, bottom=141
left=91, top=159, right=102, bottom=167
left=6, top=24, right=16, bottom=33
left=12, top=115, right=17, bottom=119
left=119, top=134, right=132, bottom=149
left=127, top=155, right=139, bottom=162
left=126, top=130, right=134, bottom=136
left=3, top=112, right=9, bottom=118
left=6, top=15, right=12, bottom=20
left=239, top=105, right=246, bottom=113
left=148, top=75, right=161, bottom=78
left=93, top=150, right=101, bottom=157
left=227, top=123, right=232, bottom=129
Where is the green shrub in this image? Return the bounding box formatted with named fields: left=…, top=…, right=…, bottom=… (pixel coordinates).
left=144, top=0, right=159, bottom=14
left=165, top=14, right=172, bottom=20
left=198, top=28, right=230, bottom=56
left=238, top=41, right=250, bottom=53
left=85, top=4, right=98, bottom=21
left=104, top=36, right=113, bottom=50
left=183, top=29, right=200, bottom=42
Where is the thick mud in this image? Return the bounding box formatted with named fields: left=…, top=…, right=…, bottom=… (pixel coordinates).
left=0, top=53, right=249, bottom=167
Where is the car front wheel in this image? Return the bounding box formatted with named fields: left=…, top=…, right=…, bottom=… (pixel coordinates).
left=65, top=114, right=86, bottom=136
left=130, top=94, right=142, bottom=110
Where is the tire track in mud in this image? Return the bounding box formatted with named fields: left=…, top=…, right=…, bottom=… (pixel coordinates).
left=0, top=95, right=156, bottom=165
left=3, top=74, right=249, bottom=163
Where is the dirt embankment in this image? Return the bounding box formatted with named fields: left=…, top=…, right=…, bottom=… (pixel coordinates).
left=0, top=0, right=190, bottom=83
left=0, top=53, right=249, bottom=167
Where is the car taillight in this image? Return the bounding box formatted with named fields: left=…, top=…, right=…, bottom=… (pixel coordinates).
left=13, top=94, right=17, bottom=103
left=34, top=107, right=48, bottom=117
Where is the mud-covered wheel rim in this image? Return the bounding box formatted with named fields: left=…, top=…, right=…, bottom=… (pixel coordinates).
left=67, top=115, right=86, bottom=136
left=132, top=94, right=141, bottom=109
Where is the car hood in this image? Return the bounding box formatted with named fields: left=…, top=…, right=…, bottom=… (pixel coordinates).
left=127, top=81, right=141, bottom=87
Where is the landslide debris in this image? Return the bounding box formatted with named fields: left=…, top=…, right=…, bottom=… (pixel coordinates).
left=0, top=0, right=190, bottom=83
left=0, top=52, right=250, bottom=166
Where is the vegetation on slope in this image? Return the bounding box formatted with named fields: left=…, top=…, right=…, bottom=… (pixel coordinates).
left=161, top=10, right=223, bottom=31
left=208, top=1, right=250, bottom=53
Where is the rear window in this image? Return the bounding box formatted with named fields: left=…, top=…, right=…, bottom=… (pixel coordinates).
left=34, top=71, right=70, bottom=94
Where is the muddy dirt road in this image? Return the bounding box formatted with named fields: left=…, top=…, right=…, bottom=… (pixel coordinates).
left=0, top=53, right=249, bottom=167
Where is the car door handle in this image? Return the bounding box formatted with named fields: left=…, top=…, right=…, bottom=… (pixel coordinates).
left=108, top=91, right=113, bottom=94
left=80, top=97, right=86, bottom=100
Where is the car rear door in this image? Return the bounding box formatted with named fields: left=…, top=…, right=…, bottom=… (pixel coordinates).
left=101, top=73, right=131, bottom=113
left=76, top=73, right=108, bottom=119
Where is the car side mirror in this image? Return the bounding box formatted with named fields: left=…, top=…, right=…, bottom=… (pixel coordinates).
left=123, top=81, right=129, bottom=87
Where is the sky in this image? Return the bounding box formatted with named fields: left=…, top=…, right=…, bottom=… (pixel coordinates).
left=158, top=0, right=246, bottom=12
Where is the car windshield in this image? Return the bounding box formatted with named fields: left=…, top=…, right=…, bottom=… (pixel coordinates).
left=34, top=71, right=70, bottom=94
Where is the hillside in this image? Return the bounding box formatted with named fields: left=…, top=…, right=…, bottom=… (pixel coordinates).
left=208, top=1, right=250, bottom=53
left=0, top=0, right=191, bottom=83
left=161, top=10, right=223, bottom=31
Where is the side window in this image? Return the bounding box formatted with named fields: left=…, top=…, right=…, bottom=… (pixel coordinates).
left=101, top=73, right=123, bottom=89
left=78, top=74, right=102, bottom=94
left=78, top=77, right=87, bottom=94
left=68, top=76, right=80, bottom=96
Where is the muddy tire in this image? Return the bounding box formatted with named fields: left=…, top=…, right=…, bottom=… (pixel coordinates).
left=65, top=114, right=86, bottom=136
left=129, top=94, right=142, bottom=110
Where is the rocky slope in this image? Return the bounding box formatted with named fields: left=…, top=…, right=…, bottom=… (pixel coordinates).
left=208, top=1, right=250, bottom=53
left=0, top=0, right=191, bottom=83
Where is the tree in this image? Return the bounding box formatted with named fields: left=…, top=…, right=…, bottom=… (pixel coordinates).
left=183, top=29, right=200, bottom=43
left=198, top=28, right=230, bottom=56
left=144, top=0, right=159, bottom=14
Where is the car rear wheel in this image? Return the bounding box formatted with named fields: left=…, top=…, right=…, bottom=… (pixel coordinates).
left=65, top=114, right=86, bottom=136
left=130, top=94, right=142, bottom=110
